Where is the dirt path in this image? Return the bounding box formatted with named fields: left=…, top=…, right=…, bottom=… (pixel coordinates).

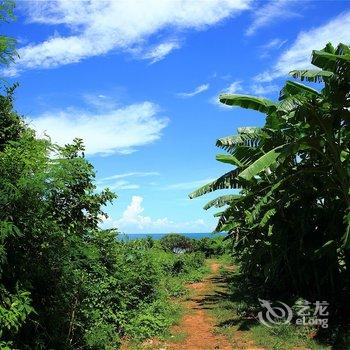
left=161, top=261, right=232, bottom=350
left=121, top=260, right=265, bottom=350
left=141, top=260, right=262, bottom=350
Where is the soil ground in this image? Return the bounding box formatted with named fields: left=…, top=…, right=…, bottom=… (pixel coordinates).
left=136, top=260, right=265, bottom=350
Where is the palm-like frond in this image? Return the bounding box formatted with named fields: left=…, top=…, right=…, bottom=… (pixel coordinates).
left=259, top=208, right=276, bottom=227
left=216, top=154, right=242, bottom=167
left=238, top=146, right=283, bottom=181
left=216, top=133, right=259, bottom=151
left=277, top=95, right=307, bottom=114
left=233, top=146, right=263, bottom=166
left=203, top=194, right=241, bottom=210
left=189, top=168, right=242, bottom=199
left=279, top=81, right=320, bottom=100
left=219, top=94, right=277, bottom=114
left=289, top=69, right=333, bottom=83
left=311, top=49, right=350, bottom=73
left=190, top=42, right=350, bottom=309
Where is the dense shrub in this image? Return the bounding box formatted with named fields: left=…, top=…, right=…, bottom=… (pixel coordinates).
left=0, top=74, right=209, bottom=349
left=194, top=236, right=232, bottom=257
left=159, top=233, right=194, bottom=253
left=0, top=104, right=207, bottom=349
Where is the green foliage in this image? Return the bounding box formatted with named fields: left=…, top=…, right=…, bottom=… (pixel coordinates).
left=0, top=99, right=208, bottom=349
left=206, top=266, right=329, bottom=350
left=219, top=94, right=277, bottom=114
left=160, top=233, right=194, bottom=253
left=194, top=236, right=232, bottom=258
left=191, top=43, right=350, bottom=340
left=0, top=1, right=16, bottom=66
left=0, top=47, right=207, bottom=349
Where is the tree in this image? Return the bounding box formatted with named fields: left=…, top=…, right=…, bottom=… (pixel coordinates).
left=160, top=233, right=194, bottom=253
left=190, top=43, right=350, bottom=316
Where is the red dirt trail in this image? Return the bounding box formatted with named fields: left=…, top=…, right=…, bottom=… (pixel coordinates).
left=138, top=261, right=265, bottom=350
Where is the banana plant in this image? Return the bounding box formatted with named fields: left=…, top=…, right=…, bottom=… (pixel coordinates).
left=190, top=43, right=350, bottom=305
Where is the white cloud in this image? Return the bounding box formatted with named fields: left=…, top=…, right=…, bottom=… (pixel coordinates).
left=259, top=38, right=288, bottom=58
left=99, top=180, right=140, bottom=191
left=142, top=40, right=180, bottom=63
left=246, top=0, right=301, bottom=36
left=29, top=102, right=168, bottom=156
left=11, top=0, right=251, bottom=75
left=101, top=172, right=160, bottom=182
left=224, top=81, right=244, bottom=94
left=96, top=172, right=160, bottom=191
left=82, top=93, right=119, bottom=111
left=164, top=178, right=215, bottom=190
left=261, top=38, right=288, bottom=51
left=255, top=11, right=350, bottom=82
left=111, top=196, right=207, bottom=233
left=177, top=83, right=210, bottom=98
left=250, top=83, right=279, bottom=96
left=211, top=80, right=243, bottom=108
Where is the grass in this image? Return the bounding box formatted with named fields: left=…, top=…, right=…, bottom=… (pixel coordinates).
left=123, top=258, right=339, bottom=350
left=205, top=263, right=331, bottom=350
left=251, top=323, right=330, bottom=350
left=120, top=263, right=209, bottom=350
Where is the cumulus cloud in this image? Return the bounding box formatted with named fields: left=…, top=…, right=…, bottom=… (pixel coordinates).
left=10, top=0, right=251, bottom=75
left=246, top=0, right=301, bottom=36
left=177, top=83, right=210, bottom=98
left=29, top=102, right=168, bottom=156
left=110, top=196, right=207, bottom=233
left=255, top=11, right=350, bottom=82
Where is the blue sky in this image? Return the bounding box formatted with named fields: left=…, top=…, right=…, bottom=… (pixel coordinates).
left=4, top=0, right=350, bottom=233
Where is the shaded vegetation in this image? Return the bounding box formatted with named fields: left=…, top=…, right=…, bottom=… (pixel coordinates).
left=191, top=43, right=350, bottom=346
left=194, top=264, right=330, bottom=350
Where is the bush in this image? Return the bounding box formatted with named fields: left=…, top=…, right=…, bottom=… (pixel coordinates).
left=160, top=233, right=194, bottom=253
left=194, top=236, right=231, bottom=257
left=0, top=85, right=206, bottom=348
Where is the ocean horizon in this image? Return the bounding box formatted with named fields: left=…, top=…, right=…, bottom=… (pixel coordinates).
left=118, top=232, right=225, bottom=240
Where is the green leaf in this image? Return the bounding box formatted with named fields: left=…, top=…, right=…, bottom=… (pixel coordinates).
left=343, top=211, right=350, bottom=249
left=238, top=146, right=283, bottom=181
left=189, top=169, right=242, bottom=199
left=279, top=80, right=320, bottom=100
left=216, top=133, right=260, bottom=150
left=203, top=194, right=241, bottom=210
left=259, top=208, right=276, bottom=227
left=311, top=49, right=350, bottom=73
left=216, top=154, right=242, bottom=167
left=219, top=94, right=277, bottom=114
left=340, top=150, right=349, bottom=162
left=289, top=69, right=333, bottom=83
left=314, top=240, right=335, bottom=257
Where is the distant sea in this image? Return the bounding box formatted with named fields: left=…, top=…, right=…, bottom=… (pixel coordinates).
left=119, top=232, right=224, bottom=241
